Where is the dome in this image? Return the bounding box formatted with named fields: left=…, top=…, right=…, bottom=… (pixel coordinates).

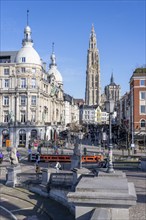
left=48, top=65, right=63, bottom=84
left=15, top=45, right=41, bottom=65
left=15, top=24, right=42, bottom=66
left=24, top=25, right=31, bottom=32
left=48, top=52, right=63, bottom=84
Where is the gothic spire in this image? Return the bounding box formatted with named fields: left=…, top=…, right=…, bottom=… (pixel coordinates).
left=85, top=25, right=101, bottom=106
left=89, top=24, right=97, bottom=49
left=110, top=73, right=114, bottom=84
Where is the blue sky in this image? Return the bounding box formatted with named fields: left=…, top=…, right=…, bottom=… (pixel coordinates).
left=1, top=0, right=145, bottom=99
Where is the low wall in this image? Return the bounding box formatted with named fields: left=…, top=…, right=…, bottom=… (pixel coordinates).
left=49, top=188, right=75, bottom=215
left=140, top=157, right=146, bottom=171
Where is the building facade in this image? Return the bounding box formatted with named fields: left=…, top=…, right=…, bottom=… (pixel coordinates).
left=130, top=68, right=146, bottom=136
left=85, top=25, right=101, bottom=106
left=63, top=93, right=79, bottom=128
left=0, top=23, right=64, bottom=148
left=117, top=68, right=146, bottom=147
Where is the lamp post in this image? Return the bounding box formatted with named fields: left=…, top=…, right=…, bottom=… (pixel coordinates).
left=131, top=87, right=135, bottom=149
left=105, top=99, right=115, bottom=173
left=79, top=131, right=83, bottom=168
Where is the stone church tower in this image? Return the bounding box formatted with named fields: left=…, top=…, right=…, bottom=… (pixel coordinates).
left=104, top=73, right=121, bottom=104
left=85, top=25, right=101, bottom=106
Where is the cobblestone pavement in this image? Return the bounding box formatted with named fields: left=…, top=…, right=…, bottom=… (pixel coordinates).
left=123, top=169, right=146, bottom=220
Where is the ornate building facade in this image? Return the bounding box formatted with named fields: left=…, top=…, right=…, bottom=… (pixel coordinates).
left=85, top=25, right=101, bottom=106
left=0, top=22, right=65, bottom=148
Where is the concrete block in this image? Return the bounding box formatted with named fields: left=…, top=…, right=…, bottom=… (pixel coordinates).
left=76, top=206, right=93, bottom=220
left=111, top=208, right=129, bottom=220
left=91, top=208, right=111, bottom=220
left=5, top=165, right=21, bottom=187
left=68, top=170, right=137, bottom=220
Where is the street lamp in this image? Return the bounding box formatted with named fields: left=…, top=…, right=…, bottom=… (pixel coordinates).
left=105, top=99, right=115, bottom=173
left=79, top=131, right=83, bottom=168
left=131, top=87, right=135, bottom=149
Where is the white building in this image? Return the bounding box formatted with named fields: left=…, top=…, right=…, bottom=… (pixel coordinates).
left=63, top=93, right=79, bottom=128
left=0, top=22, right=64, bottom=148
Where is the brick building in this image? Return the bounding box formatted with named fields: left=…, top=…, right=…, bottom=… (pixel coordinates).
left=130, top=68, right=146, bottom=144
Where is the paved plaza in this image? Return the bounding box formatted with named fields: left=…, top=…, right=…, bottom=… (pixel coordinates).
left=0, top=147, right=146, bottom=220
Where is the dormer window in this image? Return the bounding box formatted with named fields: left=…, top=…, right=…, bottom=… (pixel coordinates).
left=22, top=57, right=26, bottom=63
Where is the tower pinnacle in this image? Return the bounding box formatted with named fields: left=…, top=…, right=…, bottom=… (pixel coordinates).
left=50, top=42, right=56, bottom=67
left=85, top=25, right=101, bottom=106
left=110, top=73, right=114, bottom=84
left=27, top=10, right=29, bottom=26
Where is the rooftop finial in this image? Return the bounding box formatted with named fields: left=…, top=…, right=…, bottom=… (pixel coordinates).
left=27, top=10, right=29, bottom=26
left=110, top=72, right=114, bottom=84
left=52, top=42, right=55, bottom=54
left=91, top=24, right=94, bottom=33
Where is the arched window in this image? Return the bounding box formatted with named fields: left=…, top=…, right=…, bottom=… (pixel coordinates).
left=19, top=129, right=26, bottom=134
left=19, top=129, right=26, bottom=147
left=140, top=119, right=146, bottom=128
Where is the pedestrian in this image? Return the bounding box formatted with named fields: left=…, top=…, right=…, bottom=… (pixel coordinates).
left=37, top=145, right=41, bottom=154
left=28, top=148, right=32, bottom=161
left=35, top=152, right=40, bottom=165
left=0, top=152, right=4, bottom=164
left=55, top=161, right=61, bottom=173
left=16, top=151, right=21, bottom=162
left=35, top=164, right=41, bottom=180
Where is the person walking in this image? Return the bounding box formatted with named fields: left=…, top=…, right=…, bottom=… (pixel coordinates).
left=0, top=152, right=4, bottom=164
left=35, top=164, right=41, bottom=180
left=16, top=151, right=21, bottom=162
left=55, top=162, right=61, bottom=173
left=35, top=152, right=40, bottom=165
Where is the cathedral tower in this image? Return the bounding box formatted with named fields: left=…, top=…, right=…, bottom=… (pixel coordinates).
left=85, top=25, right=101, bottom=106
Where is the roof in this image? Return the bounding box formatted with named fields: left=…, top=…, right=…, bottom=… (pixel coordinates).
left=132, top=68, right=146, bottom=77
left=80, top=104, right=99, bottom=109
left=130, top=68, right=146, bottom=82
left=48, top=53, right=63, bottom=84
left=63, top=93, right=73, bottom=103
left=0, top=51, right=18, bottom=63
left=15, top=45, right=41, bottom=66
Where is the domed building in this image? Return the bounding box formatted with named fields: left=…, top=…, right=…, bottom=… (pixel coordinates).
left=48, top=52, right=63, bottom=86
left=15, top=25, right=42, bottom=66
left=0, top=21, right=64, bottom=148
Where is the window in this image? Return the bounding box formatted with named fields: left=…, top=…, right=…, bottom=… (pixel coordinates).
left=21, top=78, right=26, bottom=88
left=21, top=67, right=26, bottom=73
left=32, top=68, right=36, bottom=73
left=31, top=78, right=36, bottom=88
left=140, top=80, right=145, bottom=86
left=4, top=79, right=9, bottom=88
left=22, top=57, right=26, bottom=62
left=4, top=111, right=9, bottom=122
left=140, top=92, right=146, bottom=100
left=20, top=111, right=26, bottom=123
left=21, top=95, right=26, bottom=106
left=31, top=111, right=36, bottom=122
left=4, top=68, right=9, bottom=75
left=141, top=119, right=146, bottom=128
left=140, top=105, right=146, bottom=114
left=3, top=96, right=9, bottom=106
left=31, top=96, right=36, bottom=105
